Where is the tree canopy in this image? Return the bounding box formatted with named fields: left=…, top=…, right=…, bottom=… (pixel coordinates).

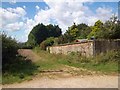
left=26, top=16, right=120, bottom=48
left=27, top=23, right=62, bottom=48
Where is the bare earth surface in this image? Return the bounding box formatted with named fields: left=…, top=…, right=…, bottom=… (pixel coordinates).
left=3, top=75, right=118, bottom=88
left=18, top=49, right=41, bottom=62
left=2, top=49, right=119, bottom=88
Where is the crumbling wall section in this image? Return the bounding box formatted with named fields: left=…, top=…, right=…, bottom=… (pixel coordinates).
left=48, top=41, right=94, bottom=57
left=47, top=39, right=120, bottom=57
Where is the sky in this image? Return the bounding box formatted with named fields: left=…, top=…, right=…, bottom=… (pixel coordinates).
left=0, top=0, right=119, bottom=42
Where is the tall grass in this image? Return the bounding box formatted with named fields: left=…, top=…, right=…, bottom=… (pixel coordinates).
left=33, top=47, right=119, bottom=74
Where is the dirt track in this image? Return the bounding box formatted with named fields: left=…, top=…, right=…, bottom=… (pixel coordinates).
left=3, top=75, right=118, bottom=88
left=2, top=49, right=119, bottom=88
left=18, top=49, right=40, bottom=62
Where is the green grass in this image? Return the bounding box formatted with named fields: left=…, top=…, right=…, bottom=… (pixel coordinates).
left=33, top=47, right=64, bottom=70
left=62, top=61, right=118, bottom=74
left=33, top=47, right=119, bottom=74
left=2, top=56, right=39, bottom=84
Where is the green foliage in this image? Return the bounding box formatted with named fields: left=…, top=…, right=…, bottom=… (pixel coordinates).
left=60, top=23, right=90, bottom=44
left=40, top=37, right=55, bottom=50
left=2, top=33, right=38, bottom=84
left=87, top=16, right=120, bottom=39
left=46, top=24, right=62, bottom=37
left=2, top=33, right=19, bottom=70
left=87, top=20, right=104, bottom=39
left=66, top=23, right=78, bottom=39
left=2, top=56, right=38, bottom=84
left=27, top=23, right=62, bottom=48
left=93, top=50, right=120, bottom=64
left=63, top=23, right=78, bottom=43
left=77, top=23, right=91, bottom=39
left=65, top=50, right=119, bottom=73
left=27, top=16, right=120, bottom=47
left=33, top=48, right=119, bottom=74
left=59, top=16, right=120, bottom=42
left=69, top=28, right=79, bottom=38
left=54, top=35, right=70, bottom=44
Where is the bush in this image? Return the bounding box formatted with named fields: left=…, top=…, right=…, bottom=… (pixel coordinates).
left=40, top=37, right=54, bottom=50
left=2, top=34, right=19, bottom=71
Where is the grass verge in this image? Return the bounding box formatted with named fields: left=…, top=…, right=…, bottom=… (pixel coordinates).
left=33, top=47, right=119, bottom=74
left=2, top=56, right=39, bottom=84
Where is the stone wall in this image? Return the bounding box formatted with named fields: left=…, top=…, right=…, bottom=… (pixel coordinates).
left=47, top=39, right=120, bottom=57
left=94, top=39, right=120, bottom=55
left=47, top=41, right=94, bottom=57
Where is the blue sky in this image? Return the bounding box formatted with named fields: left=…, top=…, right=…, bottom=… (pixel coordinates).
left=2, top=2, right=49, bottom=18
left=1, top=1, right=119, bottom=42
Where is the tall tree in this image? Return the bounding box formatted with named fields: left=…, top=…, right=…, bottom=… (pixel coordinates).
left=27, top=23, right=62, bottom=47
left=104, top=15, right=120, bottom=39
left=77, top=23, right=91, bottom=39
left=87, top=20, right=104, bottom=39
left=65, top=23, right=78, bottom=40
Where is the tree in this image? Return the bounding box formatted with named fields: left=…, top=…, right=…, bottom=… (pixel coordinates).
left=104, top=15, right=120, bottom=39
left=87, top=20, right=104, bottom=39
left=27, top=23, right=47, bottom=47
left=27, top=23, right=62, bottom=48
left=60, top=23, right=91, bottom=44
left=77, top=23, right=91, bottom=39
left=65, top=23, right=78, bottom=42
left=87, top=16, right=120, bottom=39
left=46, top=24, right=62, bottom=37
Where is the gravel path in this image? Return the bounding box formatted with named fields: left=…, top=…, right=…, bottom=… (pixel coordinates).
left=3, top=75, right=118, bottom=88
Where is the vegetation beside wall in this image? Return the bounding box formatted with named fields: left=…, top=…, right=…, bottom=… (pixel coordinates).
left=33, top=47, right=119, bottom=74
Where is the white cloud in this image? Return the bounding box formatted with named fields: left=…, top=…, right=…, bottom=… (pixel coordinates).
left=96, top=7, right=113, bottom=22
left=5, top=22, right=24, bottom=31
left=33, top=1, right=91, bottom=33
left=35, top=5, right=40, bottom=10
left=1, top=1, right=115, bottom=42
left=1, top=7, right=26, bottom=31
left=35, top=0, right=113, bottom=32
left=9, top=0, right=16, bottom=4
left=7, top=7, right=26, bottom=16
left=24, top=18, right=36, bottom=36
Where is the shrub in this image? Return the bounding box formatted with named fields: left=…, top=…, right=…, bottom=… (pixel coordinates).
left=2, top=34, right=19, bottom=71
left=40, top=37, right=54, bottom=50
